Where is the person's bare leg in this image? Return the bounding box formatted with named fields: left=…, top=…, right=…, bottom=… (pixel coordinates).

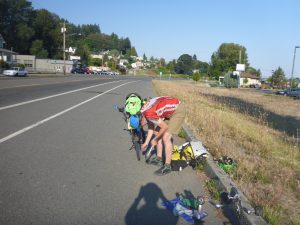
left=162, top=132, right=172, bottom=164
left=156, top=138, right=163, bottom=158
left=154, top=128, right=163, bottom=159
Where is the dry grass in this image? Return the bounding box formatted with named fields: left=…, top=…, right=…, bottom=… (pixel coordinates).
left=152, top=80, right=300, bottom=225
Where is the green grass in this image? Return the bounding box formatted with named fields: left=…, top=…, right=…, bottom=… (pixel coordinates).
left=205, top=179, right=221, bottom=200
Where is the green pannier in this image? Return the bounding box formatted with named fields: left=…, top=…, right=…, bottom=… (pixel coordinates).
left=125, top=93, right=142, bottom=115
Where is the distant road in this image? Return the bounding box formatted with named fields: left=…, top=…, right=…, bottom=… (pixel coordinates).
left=0, top=75, right=231, bottom=225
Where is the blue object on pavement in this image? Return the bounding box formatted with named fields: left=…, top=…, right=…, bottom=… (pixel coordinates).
left=161, top=198, right=208, bottom=224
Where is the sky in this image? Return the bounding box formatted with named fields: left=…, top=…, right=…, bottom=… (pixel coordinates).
left=31, top=0, right=300, bottom=78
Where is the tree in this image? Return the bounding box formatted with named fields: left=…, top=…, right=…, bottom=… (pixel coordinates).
left=30, top=40, right=48, bottom=58
left=143, top=53, right=147, bottom=61
left=175, top=54, right=193, bottom=75
left=198, top=61, right=209, bottom=76
left=0, top=0, right=35, bottom=53
left=159, top=58, right=166, bottom=67
left=0, top=60, right=9, bottom=69
left=83, top=33, right=103, bottom=52
left=210, top=43, right=249, bottom=79
left=192, top=54, right=197, bottom=61
left=246, top=67, right=261, bottom=78
left=109, top=49, right=120, bottom=60
left=90, top=58, right=101, bottom=66
left=130, top=47, right=138, bottom=57
left=192, top=72, right=200, bottom=82
left=33, top=9, right=61, bottom=58
left=107, top=59, right=116, bottom=70
left=119, top=37, right=131, bottom=55
left=270, top=67, right=286, bottom=88
left=110, top=33, right=119, bottom=50
left=80, top=24, right=101, bottom=36
left=103, top=54, right=109, bottom=66
left=75, top=43, right=91, bottom=66
left=166, top=60, right=176, bottom=73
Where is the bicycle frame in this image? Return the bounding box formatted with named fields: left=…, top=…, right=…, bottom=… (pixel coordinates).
left=115, top=105, right=145, bottom=161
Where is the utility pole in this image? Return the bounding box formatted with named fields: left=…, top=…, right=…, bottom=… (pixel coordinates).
left=62, top=22, right=66, bottom=75
left=290, top=46, right=300, bottom=89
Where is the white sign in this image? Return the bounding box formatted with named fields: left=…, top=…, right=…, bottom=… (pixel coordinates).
left=236, top=64, right=245, bottom=71
left=70, top=56, right=81, bottom=60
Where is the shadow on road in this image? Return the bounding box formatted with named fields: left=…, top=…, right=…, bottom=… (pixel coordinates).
left=125, top=182, right=179, bottom=225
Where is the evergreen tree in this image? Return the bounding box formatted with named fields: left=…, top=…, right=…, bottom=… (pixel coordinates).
left=270, top=67, right=286, bottom=88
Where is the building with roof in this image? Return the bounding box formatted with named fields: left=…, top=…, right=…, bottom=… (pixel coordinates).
left=0, top=34, right=17, bottom=65
left=239, top=71, right=261, bottom=87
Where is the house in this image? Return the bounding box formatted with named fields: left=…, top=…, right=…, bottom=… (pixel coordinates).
left=238, top=71, right=261, bottom=87
left=0, top=34, right=17, bottom=65
left=119, top=59, right=129, bottom=66
left=65, top=47, right=76, bottom=54
left=131, top=61, right=144, bottom=69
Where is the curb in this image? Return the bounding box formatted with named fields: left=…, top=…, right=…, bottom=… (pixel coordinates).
left=182, top=124, right=268, bottom=225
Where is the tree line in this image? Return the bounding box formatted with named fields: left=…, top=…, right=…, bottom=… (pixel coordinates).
left=0, top=0, right=133, bottom=60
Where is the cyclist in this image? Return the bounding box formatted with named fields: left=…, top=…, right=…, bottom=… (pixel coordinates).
left=141, top=96, right=186, bottom=176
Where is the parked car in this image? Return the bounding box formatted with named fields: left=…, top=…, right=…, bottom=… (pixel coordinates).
left=3, top=67, right=28, bottom=76
left=276, top=89, right=289, bottom=96
left=71, top=67, right=85, bottom=74
left=83, top=67, right=94, bottom=74
left=288, top=88, right=300, bottom=98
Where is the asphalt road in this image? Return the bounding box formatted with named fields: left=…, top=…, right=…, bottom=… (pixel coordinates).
left=0, top=75, right=231, bottom=225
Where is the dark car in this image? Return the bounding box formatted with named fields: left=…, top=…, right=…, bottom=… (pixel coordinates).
left=276, top=89, right=289, bottom=96
left=71, top=68, right=85, bottom=74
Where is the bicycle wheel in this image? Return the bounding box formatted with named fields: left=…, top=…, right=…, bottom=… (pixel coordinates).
left=133, top=140, right=141, bottom=161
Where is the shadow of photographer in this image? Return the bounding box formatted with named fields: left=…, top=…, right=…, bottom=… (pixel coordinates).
left=125, top=182, right=179, bottom=225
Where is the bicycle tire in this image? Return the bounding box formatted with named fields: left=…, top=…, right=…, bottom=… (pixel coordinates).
left=133, top=140, right=141, bottom=161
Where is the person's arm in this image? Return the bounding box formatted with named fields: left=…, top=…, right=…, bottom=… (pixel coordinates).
left=151, top=119, right=168, bottom=146
left=141, top=122, right=154, bottom=151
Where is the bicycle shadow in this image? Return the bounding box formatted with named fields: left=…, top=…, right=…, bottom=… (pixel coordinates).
left=125, top=182, right=179, bottom=225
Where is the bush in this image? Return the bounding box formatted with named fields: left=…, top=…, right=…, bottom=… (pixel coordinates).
left=16, top=63, right=25, bottom=68
left=0, top=60, right=9, bottom=69
left=224, top=74, right=238, bottom=88
left=192, top=72, right=200, bottom=82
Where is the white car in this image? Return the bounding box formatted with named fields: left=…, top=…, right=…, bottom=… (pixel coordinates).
left=3, top=67, right=28, bottom=77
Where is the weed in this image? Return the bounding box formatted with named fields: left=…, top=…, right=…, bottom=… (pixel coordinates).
left=263, top=205, right=283, bottom=225
left=205, top=179, right=221, bottom=200
left=178, top=127, right=188, bottom=139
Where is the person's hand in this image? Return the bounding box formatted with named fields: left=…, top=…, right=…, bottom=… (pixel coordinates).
left=151, top=138, right=158, bottom=147
left=141, top=143, right=148, bottom=152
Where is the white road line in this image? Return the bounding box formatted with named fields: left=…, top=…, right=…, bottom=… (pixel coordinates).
left=0, top=81, right=135, bottom=144
left=0, top=80, right=122, bottom=111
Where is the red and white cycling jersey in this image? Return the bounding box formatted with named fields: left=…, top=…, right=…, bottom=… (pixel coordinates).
left=141, top=96, right=180, bottom=123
